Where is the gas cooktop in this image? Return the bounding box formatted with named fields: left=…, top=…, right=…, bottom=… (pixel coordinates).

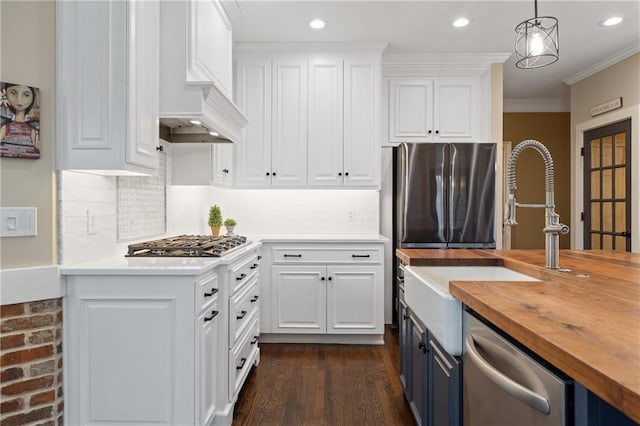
left=126, top=234, right=248, bottom=257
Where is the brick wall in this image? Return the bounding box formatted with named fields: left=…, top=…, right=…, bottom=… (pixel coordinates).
left=0, top=299, right=63, bottom=425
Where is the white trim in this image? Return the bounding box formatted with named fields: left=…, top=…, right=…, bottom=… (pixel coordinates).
left=382, top=53, right=511, bottom=78
left=504, top=98, right=570, bottom=113
left=563, top=44, right=640, bottom=86
left=0, top=266, right=64, bottom=305
left=260, top=333, right=384, bottom=345
left=235, top=42, right=389, bottom=54
left=572, top=105, right=640, bottom=253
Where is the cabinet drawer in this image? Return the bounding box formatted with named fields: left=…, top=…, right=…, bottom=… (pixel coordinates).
left=195, top=271, right=219, bottom=312
left=230, top=252, right=260, bottom=294
left=272, top=246, right=381, bottom=264
left=229, top=277, right=260, bottom=348
left=228, top=314, right=259, bottom=399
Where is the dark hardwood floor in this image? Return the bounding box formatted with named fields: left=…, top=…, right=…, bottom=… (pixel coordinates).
left=232, top=326, right=415, bottom=426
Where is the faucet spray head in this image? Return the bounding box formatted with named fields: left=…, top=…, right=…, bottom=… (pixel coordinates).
left=505, top=194, right=517, bottom=226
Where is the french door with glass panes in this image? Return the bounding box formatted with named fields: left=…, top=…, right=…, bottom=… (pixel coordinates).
left=583, top=119, right=631, bottom=251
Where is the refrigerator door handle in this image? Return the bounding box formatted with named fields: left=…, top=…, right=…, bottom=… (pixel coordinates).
left=465, top=335, right=551, bottom=415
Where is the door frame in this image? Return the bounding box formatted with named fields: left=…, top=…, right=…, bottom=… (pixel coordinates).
left=572, top=105, right=639, bottom=252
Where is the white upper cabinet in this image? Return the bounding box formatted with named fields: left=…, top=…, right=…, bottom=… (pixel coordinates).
left=271, top=58, right=308, bottom=187
left=211, top=144, right=234, bottom=186
left=57, top=0, right=159, bottom=175
left=235, top=44, right=385, bottom=189
left=389, top=78, right=482, bottom=143
left=235, top=58, right=273, bottom=187
left=235, top=56, right=308, bottom=187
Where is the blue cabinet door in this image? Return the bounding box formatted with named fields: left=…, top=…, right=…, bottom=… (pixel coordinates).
left=428, top=336, right=461, bottom=426
left=410, top=314, right=429, bottom=425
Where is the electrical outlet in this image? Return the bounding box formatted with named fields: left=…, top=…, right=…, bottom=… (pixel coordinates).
left=346, top=210, right=354, bottom=222
left=87, top=210, right=97, bottom=235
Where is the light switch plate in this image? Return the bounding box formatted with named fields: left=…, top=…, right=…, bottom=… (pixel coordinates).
left=0, top=208, right=37, bottom=237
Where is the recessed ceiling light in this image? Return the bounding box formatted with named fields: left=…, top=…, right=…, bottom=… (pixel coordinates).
left=452, top=18, right=469, bottom=28
left=601, top=16, right=623, bottom=26
left=309, top=19, right=325, bottom=29
left=209, top=131, right=219, bottom=137
left=189, top=119, right=201, bottom=125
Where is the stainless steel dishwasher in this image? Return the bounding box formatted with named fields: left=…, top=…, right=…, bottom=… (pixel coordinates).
left=463, top=310, right=572, bottom=426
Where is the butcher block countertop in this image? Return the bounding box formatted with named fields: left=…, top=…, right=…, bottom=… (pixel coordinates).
left=396, top=249, right=640, bottom=423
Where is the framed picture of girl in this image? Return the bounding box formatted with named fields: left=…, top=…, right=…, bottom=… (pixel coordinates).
left=0, top=81, right=41, bottom=159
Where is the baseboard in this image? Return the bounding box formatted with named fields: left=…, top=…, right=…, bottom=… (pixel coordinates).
left=259, top=333, right=384, bottom=345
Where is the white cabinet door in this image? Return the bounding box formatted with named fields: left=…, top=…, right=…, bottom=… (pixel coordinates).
left=57, top=0, right=159, bottom=175
left=272, top=266, right=326, bottom=333
left=126, top=0, right=160, bottom=171
left=389, top=80, right=433, bottom=142
left=197, top=307, right=218, bottom=426
left=307, top=58, right=344, bottom=187
left=343, top=58, right=380, bottom=187
left=235, top=59, right=272, bottom=187
left=327, top=265, right=382, bottom=334
left=271, top=59, right=308, bottom=186
left=212, top=143, right=233, bottom=186
left=433, top=79, right=476, bottom=140
left=187, top=0, right=233, bottom=98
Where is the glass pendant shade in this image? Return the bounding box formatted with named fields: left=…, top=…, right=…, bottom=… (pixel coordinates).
left=514, top=0, right=559, bottom=69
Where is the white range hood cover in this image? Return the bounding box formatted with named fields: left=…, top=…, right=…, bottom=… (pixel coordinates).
left=159, top=0, right=247, bottom=143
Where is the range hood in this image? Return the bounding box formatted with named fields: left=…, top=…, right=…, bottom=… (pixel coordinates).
left=158, top=0, right=247, bottom=143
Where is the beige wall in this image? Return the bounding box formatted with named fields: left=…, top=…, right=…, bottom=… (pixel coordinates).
left=504, top=113, right=571, bottom=249
left=0, top=1, right=57, bottom=268
left=569, top=53, right=640, bottom=252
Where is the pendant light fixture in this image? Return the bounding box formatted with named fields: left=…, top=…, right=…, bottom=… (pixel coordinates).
left=514, top=0, right=559, bottom=69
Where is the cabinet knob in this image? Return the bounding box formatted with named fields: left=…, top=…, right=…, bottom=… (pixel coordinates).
left=266, top=172, right=270, bottom=176
left=321, top=276, right=325, bottom=281
left=338, top=172, right=342, bottom=176
left=345, top=172, right=349, bottom=177
left=435, top=130, right=440, bottom=134
left=428, top=130, right=432, bottom=134
left=272, top=172, right=277, bottom=176
left=156, top=145, right=164, bottom=152
left=223, top=169, right=229, bottom=174
left=328, top=276, right=333, bottom=281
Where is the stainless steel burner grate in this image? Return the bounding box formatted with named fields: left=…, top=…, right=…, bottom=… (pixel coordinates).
left=126, top=234, right=248, bottom=257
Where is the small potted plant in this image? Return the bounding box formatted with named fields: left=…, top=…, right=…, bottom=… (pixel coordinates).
left=208, top=205, right=223, bottom=236
left=224, top=218, right=237, bottom=235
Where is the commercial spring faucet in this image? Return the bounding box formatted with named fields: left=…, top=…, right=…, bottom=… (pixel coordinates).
left=505, top=139, right=570, bottom=269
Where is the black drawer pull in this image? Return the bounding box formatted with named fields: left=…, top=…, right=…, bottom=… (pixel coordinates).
left=250, top=295, right=259, bottom=303
left=237, top=310, right=247, bottom=320
left=236, top=273, right=247, bottom=281
left=250, top=264, right=258, bottom=269
left=284, top=254, right=302, bottom=258
left=204, top=310, right=218, bottom=322
left=403, top=314, right=410, bottom=320
left=352, top=254, right=370, bottom=258
left=250, top=336, right=258, bottom=345
left=418, top=341, right=425, bottom=350
left=204, top=288, right=218, bottom=297
left=257, top=255, right=262, bottom=260
left=236, top=357, right=247, bottom=370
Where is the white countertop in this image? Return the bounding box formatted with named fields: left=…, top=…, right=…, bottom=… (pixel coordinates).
left=60, top=241, right=262, bottom=276
left=248, top=234, right=388, bottom=243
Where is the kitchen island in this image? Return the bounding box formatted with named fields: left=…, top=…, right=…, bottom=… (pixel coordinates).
left=396, top=249, right=640, bottom=424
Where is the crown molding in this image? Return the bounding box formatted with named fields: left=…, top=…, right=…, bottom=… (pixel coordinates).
left=235, top=42, right=389, bottom=54
left=563, top=44, right=640, bottom=86
left=382, top=53, right=511, bottom=78
left=504, top=98, right=570, bottom=113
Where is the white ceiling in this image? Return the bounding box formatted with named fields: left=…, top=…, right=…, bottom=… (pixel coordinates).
left=232, top=1, right=640, bottom=106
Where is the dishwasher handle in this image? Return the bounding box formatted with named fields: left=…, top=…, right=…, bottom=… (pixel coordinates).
left=465, top=335, right=550, bottom=415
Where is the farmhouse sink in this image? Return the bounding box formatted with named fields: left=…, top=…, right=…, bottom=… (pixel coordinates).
left=404, top=266, right=539, bottom=356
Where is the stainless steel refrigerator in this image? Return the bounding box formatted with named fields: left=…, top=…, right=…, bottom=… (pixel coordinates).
left=393, top=142, right=496, bottom=322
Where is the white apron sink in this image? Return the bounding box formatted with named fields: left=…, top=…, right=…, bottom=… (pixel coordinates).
left=404, top=266, right=539, bottom=356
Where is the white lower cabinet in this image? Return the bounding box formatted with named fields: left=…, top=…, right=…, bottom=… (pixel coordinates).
left=64, top=270, right=220, bottom=425
left=262, top=241, right=384, bottom=343
left=272, top=265, right=380, bottom=334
